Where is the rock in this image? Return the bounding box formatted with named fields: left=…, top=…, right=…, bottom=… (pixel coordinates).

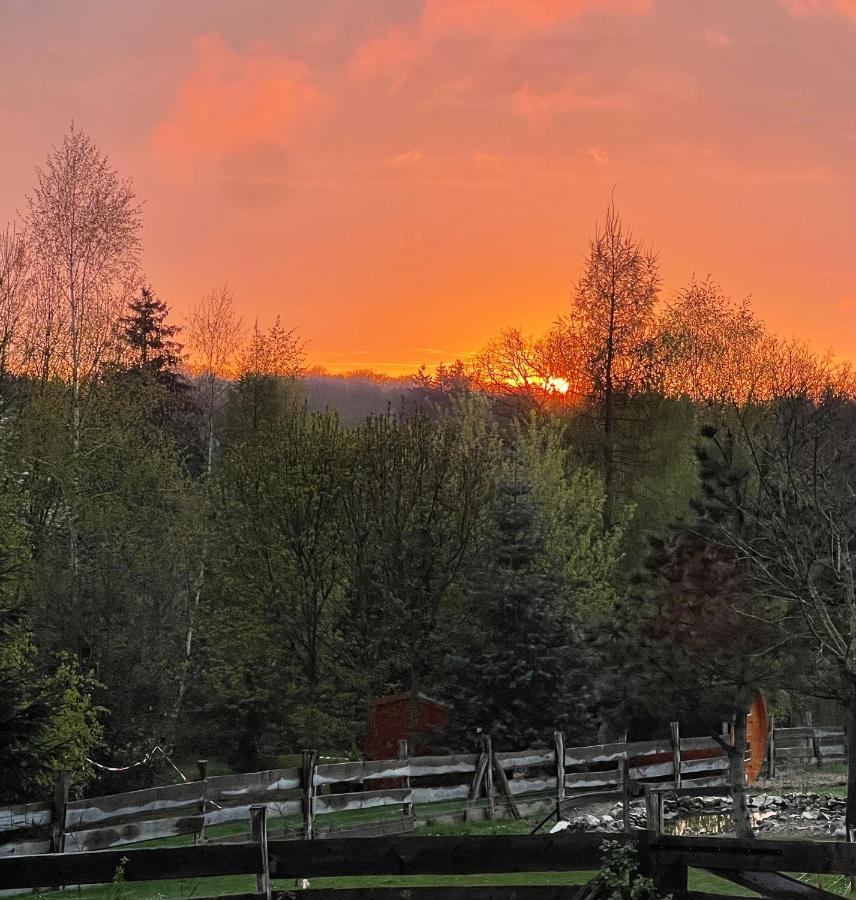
left=549, top=820, right=570, bottom=833
left=801, top=810, right=819, bottom=820
left=583, top=815, right=601, bottom=828
left=601, top=814, right=615, bottom=824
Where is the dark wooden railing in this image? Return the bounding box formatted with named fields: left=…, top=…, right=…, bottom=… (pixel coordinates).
left=1, top=826, right=854, bottom=899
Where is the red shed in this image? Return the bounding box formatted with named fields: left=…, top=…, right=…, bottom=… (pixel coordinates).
left=364, top=692, right=449, bottom=760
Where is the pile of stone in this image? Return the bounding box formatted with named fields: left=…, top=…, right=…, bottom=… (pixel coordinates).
left=551, top=792, right=847, bottom=837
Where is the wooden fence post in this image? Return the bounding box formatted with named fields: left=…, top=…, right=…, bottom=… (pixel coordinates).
left=554, top=731, right=566, bottom=808
left=482, top=734, right=495, bottom=820
left=645, top=789, right=661, bottom=835
left=767, top=716, right=776, bottom=779
left=49, top=771, right=70, bottom=854
left=250, top=804, right=271, bottom=900
left=196, top=759, right=208, bottom=844
left=301, top=750, right=318, bottom=840
left=399, top=739, right=412, bottom=817
left=806, top=711, right=823, bottom=768
left=619, top=759, right=631, bottom=832
left=466, top=736, right=488, bottom=822
left=670, top=721, right=682, bottom=788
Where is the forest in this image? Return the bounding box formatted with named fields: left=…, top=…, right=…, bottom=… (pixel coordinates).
left=2, top=126, right=854, bottom=833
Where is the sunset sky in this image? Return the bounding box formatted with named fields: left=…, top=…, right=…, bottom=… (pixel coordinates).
left=2, top=0, right=854, bottom=374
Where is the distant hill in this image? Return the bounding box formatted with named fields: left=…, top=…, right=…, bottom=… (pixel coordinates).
left=302, top=374, right=417, bottom=425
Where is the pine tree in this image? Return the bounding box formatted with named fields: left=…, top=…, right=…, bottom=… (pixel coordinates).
left=121, top=287, right=184, bottom=389
left=443, top=468, right=594, bottom=749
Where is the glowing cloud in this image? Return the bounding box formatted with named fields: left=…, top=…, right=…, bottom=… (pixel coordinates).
left=351, top=0, right=654, bottom=84
left=781, top=0, right=856, bottom=19
left=511, top=80, right=629, bottom=121
left=152, top=35, right=323, bottom=170
left=387, top=148, right=425, bottom=167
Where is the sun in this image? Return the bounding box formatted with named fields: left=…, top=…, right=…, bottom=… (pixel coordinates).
left=545, top=377, right=571, bottom=394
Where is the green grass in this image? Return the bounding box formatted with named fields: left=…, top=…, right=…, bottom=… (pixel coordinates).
left=30, top=867, right=763, bottom=900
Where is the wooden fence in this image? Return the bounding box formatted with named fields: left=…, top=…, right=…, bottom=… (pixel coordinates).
left=2, top=824, right=856, bottom=899
left=767, top=718, right=846, bottom=775
left=0, top=727, right=733, bottom=858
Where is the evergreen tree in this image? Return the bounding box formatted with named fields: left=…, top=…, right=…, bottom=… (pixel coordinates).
left=443, top=463, right=594, bottom=749
left=121, top=287, right=184, bottom=389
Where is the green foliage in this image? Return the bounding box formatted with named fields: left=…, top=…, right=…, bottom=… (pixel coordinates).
left=0, top=600, right=102, bottom=801
left=519, top=418, right=622, bottom=618
left=590, top=841, right=670, bottom=900
left=442, top=446, right=596, bottom=748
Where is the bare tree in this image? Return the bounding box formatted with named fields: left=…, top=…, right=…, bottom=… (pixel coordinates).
left=471, top=326, right=578, bottom=413
left=188, top=286, right=244, bottom=474
left=24, top=124, right=141, bottom=451
left=0, top=225, right=32, bottom=394
left=564, top=201, right=661, bottom=529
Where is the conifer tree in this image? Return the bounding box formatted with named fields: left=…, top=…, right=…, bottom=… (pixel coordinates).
left=443, top=463, right=594, bottom=749
left=121, top=286, right=184, bottom=389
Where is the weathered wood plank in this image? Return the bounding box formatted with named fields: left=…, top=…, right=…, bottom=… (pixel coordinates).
left=680, top=757, right=728, bottom=775
left=204, top=800, right=302, bottom=828
left=315, top=788, right=411, bottom=814
left=0, top=841, right=262, bottom=887
left=0, top=837, right=51, bottom=857
left=206, top=769, right=302, bottom=802
left=708, top=868, right=840, bottom=898
left=411, top=784, right=471, bottom=804
left=679, top=737, right=725, bottom=753
left=316, top=755, right=478, bottom=784
left=630, top=760, right=675, bottom=780
left=565, top=770, right=620, bottom=790
left=65, top=781, right=205, bottom=830
left=775, top=747, right=816, bottom=759
left=266, top=834, right=623, bottom=879
left=63, top=815, right=204, bottom=853
left=494, top=750, right=554, bottom=769
left=0, top=801, right=53, bottom=833
left=814, top=727, right=845, bottom=739
left=775, top=727, right=816, bottom=738
left=651, top=835, right=856, bottom=874
left=564, top=739, right=671, bottom=767
left=0, top=833, right=624, bottom=888
left=507, top=776, right=557, bottom=796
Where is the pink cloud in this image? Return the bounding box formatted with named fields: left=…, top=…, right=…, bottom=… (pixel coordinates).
left=349, top=25, right=426, bottom=86
left=511, top=80, right=630, bottom=121
left=350, top=0, right=654, bottom=84
left=152, top=35, right=323, bottom=169
left=781, top=0, right=856, bottom=19
left=421, top=0, right=654, bottom=40
left=387, top=148, right=425, bottom=167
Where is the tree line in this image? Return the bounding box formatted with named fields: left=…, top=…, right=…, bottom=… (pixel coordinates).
left=1, top=127, right=854, bottom=838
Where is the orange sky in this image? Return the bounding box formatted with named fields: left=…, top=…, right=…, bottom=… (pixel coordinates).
left=2, top=0, right=854, bottom=374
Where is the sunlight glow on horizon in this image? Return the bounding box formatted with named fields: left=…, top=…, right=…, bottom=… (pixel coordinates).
left=1, top=0, right=853, bottom=376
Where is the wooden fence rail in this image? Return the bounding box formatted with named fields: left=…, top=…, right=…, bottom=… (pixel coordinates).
left=2, top=830, right=856, bottom=899
left=0, top=721, right=838, bottom=859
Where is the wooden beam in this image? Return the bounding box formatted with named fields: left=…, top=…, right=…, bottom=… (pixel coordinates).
left=301, top=750, right=318, bottom=840
left=670, top=722, right=682, bottom=789
left=465, top=751, right=489, bottom=822
left=554, top=732, right=566, bottom=806
left=492, top=753, right=522, bottom=820
left=49, top=771, right=69, bottom=854
left=708, top=868, right=840, bottom=899
left=250, top=805, right=271, bottom=900
left=482, top=735, right=495, bottom=821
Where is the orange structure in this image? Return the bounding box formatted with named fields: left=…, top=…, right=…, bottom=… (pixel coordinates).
left=744, top=692, right=770, bottom=783
left=364, top=692, right=449, bottom=760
